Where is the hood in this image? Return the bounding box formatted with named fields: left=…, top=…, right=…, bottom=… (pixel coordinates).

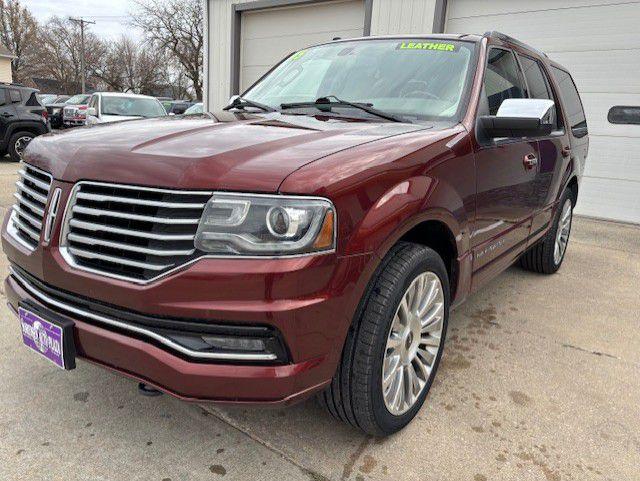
left=25, top=112, right=432, bottom=193
left=99, top=115, right=144, bottom=123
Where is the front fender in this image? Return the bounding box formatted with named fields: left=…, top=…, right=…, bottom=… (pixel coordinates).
left=344, top=175, right=469, bottom=260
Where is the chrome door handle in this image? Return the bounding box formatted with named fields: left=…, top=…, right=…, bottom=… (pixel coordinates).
left=523, top=153, right=538, bottom=169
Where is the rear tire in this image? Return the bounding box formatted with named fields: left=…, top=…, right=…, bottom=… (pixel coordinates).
left=318, top=242, right=449, bottom=436
left=8, top=131, right=35, bottom=162
left=520, top=190, right=574, bottom=274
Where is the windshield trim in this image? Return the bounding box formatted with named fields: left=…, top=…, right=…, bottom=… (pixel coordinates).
left=240, top=37, right=480, bottom=124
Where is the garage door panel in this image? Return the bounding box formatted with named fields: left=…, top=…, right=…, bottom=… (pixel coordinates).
left=239, top=0, right=364, bottom=92
left=447, top=3, right=640, bottom=53
left=242, top=1, right=364, bottom=40
left=241, top=28, right=363, bottom=68
left=575, top=177, right=640, bottom=223
left=549, top=50, right=640, bottom=94
left=583, top=136, right=640, bottom=182
left=579, top=93, right=640, bottom=138
left=447, top=0, right=636, bottom=19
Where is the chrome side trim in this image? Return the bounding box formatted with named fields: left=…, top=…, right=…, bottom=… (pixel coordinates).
left=8, top=266, right=277, bottom=362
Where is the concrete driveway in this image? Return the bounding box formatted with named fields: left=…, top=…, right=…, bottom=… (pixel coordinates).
left=0, top=160, right=638, bottom=481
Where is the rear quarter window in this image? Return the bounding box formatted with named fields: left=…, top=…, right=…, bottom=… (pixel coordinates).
left=25, top=92, right=41, bottom=107
left=551, top=66, right=587, bottom=137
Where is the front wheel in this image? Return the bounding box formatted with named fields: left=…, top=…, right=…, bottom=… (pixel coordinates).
left=319, top=242, right=449, bottom=436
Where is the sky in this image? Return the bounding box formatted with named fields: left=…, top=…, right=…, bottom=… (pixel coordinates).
left=27, top=0, right=144, bottom=40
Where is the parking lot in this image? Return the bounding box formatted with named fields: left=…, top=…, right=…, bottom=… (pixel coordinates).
left=0, top=160, right=638, bottom=481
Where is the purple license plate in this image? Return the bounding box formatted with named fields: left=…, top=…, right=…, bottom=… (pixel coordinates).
left=19, top=307, right=66, bottom=369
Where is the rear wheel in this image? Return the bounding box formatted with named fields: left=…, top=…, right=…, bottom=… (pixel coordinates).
left=318, top=242, right=449, bottom=436
left=520, top=190, right=573, bottom=274
left=8, top=131, right=35, bottom=162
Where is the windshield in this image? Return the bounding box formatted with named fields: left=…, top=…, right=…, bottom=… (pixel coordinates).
left=184, top=103, right=203, bottom=115
left=244, top=39, right=476, bottom=122
left=101, top=96, right=166, bottom=118
left=65, top=94, right=90, bottom=105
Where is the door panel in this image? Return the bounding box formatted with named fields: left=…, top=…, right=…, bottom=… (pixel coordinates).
left=472, top=140, right=538, bottom=280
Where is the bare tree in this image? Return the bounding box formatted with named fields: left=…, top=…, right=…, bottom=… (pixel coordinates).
left=35, top=17, right=106, bottom=92
left=132, top=0, right=203, bottom=99
left=95, top=35, right=168, bottom=94
left=0, top=0, right=39, bottom=83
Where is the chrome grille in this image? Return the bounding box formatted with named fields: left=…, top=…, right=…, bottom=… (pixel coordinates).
left=10, top=164, right=52, bottom=249
left=61, top=182, right=212, bottom=282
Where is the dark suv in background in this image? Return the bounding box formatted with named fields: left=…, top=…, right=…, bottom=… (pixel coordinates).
left=0, top=83, right=50, bottom=162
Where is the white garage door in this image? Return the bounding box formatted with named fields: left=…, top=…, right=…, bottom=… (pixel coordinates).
left=446, top=0, right=640, bottom=224
left=240, top=0, right=366, bottom=91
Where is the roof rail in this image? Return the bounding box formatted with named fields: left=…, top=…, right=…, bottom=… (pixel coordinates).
left=0, top=81, right=27, bottom=87
left=483, top=31, right=548, bottom=57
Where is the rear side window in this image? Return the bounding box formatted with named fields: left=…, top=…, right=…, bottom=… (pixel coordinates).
left=9, top=88, right=21, bottom=103
left=551, top=66, right=587, bottom=138
left=25, top=92, right=40, bottom=106
left=518, top=55, right=559, bottom=129
left=483, top=48, right=526, bottom=115
left=0, top=89, right=6, bottom=106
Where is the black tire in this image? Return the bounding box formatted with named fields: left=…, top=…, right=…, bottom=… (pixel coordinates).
left=8, top=131, right=35, bottom=162
left=318, top=242, right=449, bottom=436
left=519, top=189, right=574, bottom=274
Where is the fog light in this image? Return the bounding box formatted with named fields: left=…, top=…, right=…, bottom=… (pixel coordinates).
left=201, top=336, right=265, bottom=352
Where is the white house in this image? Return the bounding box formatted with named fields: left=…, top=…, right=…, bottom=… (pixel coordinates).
left=0, top=45, right=15, bottom=83
left=204, top=0, right=640, bottom=224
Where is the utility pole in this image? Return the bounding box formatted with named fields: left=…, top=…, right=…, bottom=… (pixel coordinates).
left=69, top=17, right=96, bottom=93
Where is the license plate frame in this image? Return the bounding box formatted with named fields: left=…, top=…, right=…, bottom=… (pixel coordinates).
left=18, top=301, right=76, bottom=370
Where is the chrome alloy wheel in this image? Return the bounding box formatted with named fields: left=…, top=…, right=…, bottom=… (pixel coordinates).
left=382, top=271, right=445, bottom=415
left=14, top=136, right=33, bottom=159
left=554, top=198, right=572, bottom=265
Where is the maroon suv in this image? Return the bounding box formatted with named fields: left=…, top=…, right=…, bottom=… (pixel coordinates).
left=3, top=32, right=587, bottom=436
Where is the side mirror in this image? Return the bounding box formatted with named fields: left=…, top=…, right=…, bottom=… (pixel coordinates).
left=227, top=95, right=240, bottom=108
left=479, top=98, right=554, bottom=138
left=86, top=107, right=97, bottom=117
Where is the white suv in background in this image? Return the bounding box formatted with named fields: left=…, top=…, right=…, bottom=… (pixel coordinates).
left=85, top=92, right=167, bottom=125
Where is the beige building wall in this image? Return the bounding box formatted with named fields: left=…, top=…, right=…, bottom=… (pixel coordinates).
left=0, top=57, right=12, bottom=83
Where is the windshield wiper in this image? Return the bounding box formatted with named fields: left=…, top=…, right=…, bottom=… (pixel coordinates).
left=280, top=96, right=406, bottom=123
left=223, top=96, right=276, bottom=113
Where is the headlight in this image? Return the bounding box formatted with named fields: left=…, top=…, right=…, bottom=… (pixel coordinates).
left=194, top=193, right=336, bottom=256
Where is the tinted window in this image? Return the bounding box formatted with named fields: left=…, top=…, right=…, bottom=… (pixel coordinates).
left=0, top=89, right=6, bottom=106
left=9, top=89, right=21, bottom=103
left=551, top=66, right=587, bottom=137
left=484, top=48, right=526, bottom=115
left=518, top=55, right=559, bottom=129
left=25, top=92, right=41, bottom=107
left=608, top=106, right=640, bottom=125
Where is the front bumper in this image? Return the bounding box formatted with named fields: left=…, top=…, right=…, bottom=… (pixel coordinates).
left=3, top=208, right=375, bottom=403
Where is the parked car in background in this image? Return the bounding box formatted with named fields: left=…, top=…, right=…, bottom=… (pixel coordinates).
left=37, top=94, right=58, bottom=105
left=85, top=92, right=167, bottom=125
left=183, top=102, right=203, bottom=115
left=45, top=95, right=73, bottom=129
left=163, top=100, right=194, bottom=115
left=0, top=83, right=50, bottom=161
left=62, top=94, right=92, bottom=128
